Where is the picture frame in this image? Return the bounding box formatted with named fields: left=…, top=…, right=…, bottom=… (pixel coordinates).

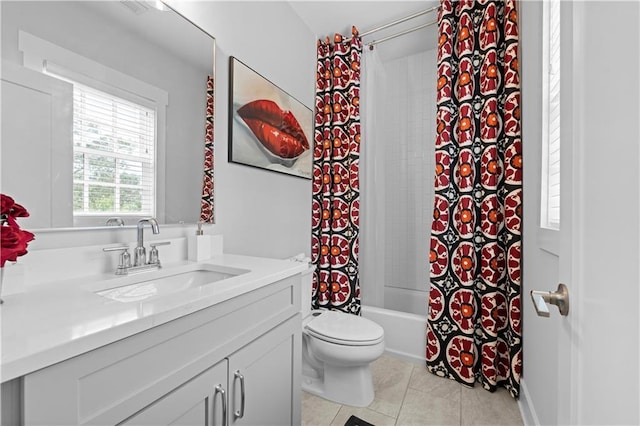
left=228, top=57, right=313, bottom=179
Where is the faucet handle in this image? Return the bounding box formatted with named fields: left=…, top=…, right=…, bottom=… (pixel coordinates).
left=103, top=245, right=131, bottom=275
left=149, top=241, right=171, bottom=265
left=149, top=241, right=171, bottom=248
left=102, top=245, right=130, bottom=252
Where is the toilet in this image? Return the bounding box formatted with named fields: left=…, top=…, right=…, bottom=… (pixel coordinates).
left=299, top=265, right=385, bottom=407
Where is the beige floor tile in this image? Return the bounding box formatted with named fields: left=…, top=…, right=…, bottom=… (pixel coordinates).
left=408, top=365, right=462, bottom=403
left=303, top=354, right=525, bottom=426
left=367, top=354, right=415, bottom=418
left=396, top=387, right=461, bottom=426
left=330, top=406, right=396, bottom=426
left=302, top=391, right=342, bottom=426
left=460, top=385, right=523, bottom=426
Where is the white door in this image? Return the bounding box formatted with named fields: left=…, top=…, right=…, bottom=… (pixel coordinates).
left=521, top=1, right=640, bottom=425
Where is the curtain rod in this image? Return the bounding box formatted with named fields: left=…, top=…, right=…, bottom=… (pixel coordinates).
left=345, top=5, right=439, bottom=42
left=367, top=19, right=438, bottom=48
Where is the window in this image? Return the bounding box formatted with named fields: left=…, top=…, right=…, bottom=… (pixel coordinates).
left=541, top=0, right=561, bottom=230
left=71, top=82, right=156, bottom=217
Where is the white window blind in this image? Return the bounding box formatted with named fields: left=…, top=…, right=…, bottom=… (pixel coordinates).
left=541, top=0, right=561, bottom=230
left=71, top=82, right=156, bottom=217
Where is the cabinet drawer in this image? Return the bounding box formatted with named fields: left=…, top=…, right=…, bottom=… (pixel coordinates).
left=23, top=275, right=300, bottom=425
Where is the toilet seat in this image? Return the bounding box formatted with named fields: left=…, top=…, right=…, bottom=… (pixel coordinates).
left=305, top=310, right=384, bottom=346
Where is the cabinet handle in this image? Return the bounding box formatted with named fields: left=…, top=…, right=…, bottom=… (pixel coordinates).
left=233, top=370, right=245, bottom=419
left=214, top=384, right=227, bottom=426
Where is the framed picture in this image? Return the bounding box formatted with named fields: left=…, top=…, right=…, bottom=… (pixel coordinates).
left=228, top=57, right=313, bottom=179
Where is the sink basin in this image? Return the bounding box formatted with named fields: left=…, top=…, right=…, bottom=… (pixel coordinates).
left=95, top=267, right=247, bottom=303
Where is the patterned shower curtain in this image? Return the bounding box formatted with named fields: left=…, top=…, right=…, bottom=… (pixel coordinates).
left=311, top=28, right=362, bottom=314
left=426, top=0, right=522, bottom=397
left=200, top=75, right=215, bottom=223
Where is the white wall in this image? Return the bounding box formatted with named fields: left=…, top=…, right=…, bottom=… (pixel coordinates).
left=359, top=47, right=437, bottom=315
left=168, top=1, right=315, bottom=259
left=380, top=48, right=437, bottom=316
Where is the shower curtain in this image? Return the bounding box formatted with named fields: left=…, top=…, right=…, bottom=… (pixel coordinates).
left=311, top=28, right=362, bottom=314
left=426, top=0, right=522, bottom=397
left=199, top=75, right=215, bottom=223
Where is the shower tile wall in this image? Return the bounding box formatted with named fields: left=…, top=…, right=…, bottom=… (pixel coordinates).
left=382, top=48, right=437, bottom=316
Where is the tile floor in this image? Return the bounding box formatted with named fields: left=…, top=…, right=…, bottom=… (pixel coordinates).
left=302, top=355, right=524, bottom=426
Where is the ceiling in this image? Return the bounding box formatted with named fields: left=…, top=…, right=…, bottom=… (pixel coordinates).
left=288, top=1, right=439, bottom=62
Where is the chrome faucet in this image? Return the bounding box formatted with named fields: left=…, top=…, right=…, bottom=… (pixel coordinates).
left=134, top=218, right=160, bottom=266
left=105, top=217, right=125, bottom=226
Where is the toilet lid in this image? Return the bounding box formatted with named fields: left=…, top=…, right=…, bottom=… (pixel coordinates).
left=305, top=311, right=384, bottom=345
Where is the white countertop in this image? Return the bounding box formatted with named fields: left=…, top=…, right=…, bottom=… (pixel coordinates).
left=0, top=254, right=307, bottom=382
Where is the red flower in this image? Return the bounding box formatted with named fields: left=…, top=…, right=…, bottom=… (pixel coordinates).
left=1, top=194, right=30, bottom=219
left=1, top=226, right=34, bottom=267
left=1, top=194, right=35, bottom=267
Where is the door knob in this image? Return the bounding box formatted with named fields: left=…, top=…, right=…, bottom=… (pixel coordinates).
left=530, top=283, right=569, bottom=317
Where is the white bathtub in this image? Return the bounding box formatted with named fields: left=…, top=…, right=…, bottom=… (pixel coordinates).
left=361, top=305, right=427, bottom=365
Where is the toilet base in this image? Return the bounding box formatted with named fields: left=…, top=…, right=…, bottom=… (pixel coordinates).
left=301, top=364, right=375, bottom=407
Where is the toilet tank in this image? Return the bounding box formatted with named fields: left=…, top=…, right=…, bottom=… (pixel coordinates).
left=300, top=264, right=315, bottom=318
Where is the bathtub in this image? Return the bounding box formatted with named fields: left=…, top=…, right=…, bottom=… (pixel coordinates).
left=361, top=305, right=427, bottom=365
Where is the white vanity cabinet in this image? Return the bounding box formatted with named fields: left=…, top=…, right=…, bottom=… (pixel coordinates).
left=21, top=275, right=301, bottom=425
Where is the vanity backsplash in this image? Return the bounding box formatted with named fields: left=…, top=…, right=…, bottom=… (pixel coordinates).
left=2, top=224, right=222, bottom=295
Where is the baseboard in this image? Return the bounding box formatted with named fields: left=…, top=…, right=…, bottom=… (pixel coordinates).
left=518, top=378, right=540, bottom=426
left=384, top=348, right=425, bottom=366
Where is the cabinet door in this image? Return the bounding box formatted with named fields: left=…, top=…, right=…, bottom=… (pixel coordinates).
left=122, top=360, right=228, bottom=426
left=228, top=316, right=300, bottom=426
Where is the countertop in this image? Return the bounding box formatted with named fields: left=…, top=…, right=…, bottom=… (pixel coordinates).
left=0, top=254, right=307, bottom=382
